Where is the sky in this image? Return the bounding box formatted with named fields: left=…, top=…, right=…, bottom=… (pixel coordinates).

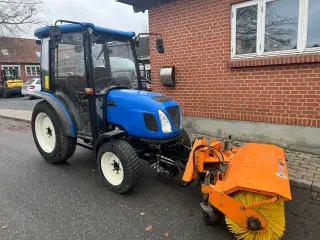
left=31, top=0, right=148, bottom=37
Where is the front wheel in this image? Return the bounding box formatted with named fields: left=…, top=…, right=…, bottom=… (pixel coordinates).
left=97, top=140, right=142, bottom=193
left=32, top=101, right=77, bottom=164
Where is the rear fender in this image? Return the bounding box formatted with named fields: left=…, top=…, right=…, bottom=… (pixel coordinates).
left=33, top=91, right=76, bottom=137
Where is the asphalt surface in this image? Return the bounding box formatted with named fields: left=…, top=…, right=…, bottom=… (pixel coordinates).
left=0, top=96, right=39, bottom=111
left=0, top=118, right=320, bottom=240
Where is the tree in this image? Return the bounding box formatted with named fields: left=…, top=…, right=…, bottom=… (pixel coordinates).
left=0, top=0, right=46, bottom=36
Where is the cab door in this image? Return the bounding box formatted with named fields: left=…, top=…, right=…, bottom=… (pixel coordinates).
left=51, top=32, right=92, bottom=136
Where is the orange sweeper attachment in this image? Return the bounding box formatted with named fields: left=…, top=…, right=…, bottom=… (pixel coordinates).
left=183, top=137, right=292, bottom=240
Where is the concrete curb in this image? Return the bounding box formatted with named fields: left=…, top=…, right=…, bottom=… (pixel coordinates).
left=0, top=115, right=318, bottom=193
left=0, top=115, right=31, bottom=123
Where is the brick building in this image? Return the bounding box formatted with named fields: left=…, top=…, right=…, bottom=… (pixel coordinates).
left=0, top=37, right=40, bottom=82
left=122, top=0, right=320, bottom=154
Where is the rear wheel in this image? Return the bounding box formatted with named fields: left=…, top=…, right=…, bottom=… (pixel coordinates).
left=97, top=140, right=142, bottom=193
left=2, top=89, right=8, bottom=98
left=32, top=101, right=77, bottom=164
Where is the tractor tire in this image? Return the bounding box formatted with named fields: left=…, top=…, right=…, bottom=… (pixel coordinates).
left=179, top=128, right=192, bottom=159
left=32, top=101, right=77, bottom=164
left=203, top=210, right=222, bottom=226
left=181, top=128, right=191, bottom=148
left=97, top=140, right=142, bottom=194
left=2, top=89, right=8, bottom=98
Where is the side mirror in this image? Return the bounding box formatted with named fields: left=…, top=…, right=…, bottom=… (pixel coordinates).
left=156, top=39, right=165, bottom=54
left=135, top=36, right=140, bottom=48
left=49, top=26, right=62, bottom=45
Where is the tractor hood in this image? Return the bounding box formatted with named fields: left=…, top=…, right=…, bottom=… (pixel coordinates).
left=107, top=89, right=175, bottom=109
left=106, top=89, right=182, bottom=139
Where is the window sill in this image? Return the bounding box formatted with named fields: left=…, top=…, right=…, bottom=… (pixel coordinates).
left=228, top=53, right=320, bottom=68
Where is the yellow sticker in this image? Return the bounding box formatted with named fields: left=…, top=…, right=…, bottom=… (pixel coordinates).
left=45, top=75, right=49, bottom=89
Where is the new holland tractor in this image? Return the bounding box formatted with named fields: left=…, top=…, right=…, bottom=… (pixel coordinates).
left=32, top=20, right=291, bottom=240
left=32, top=20, right=190, bottom=193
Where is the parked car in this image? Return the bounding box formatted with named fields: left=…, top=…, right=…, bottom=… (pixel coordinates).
left=21, top=78, right=41, bottom=98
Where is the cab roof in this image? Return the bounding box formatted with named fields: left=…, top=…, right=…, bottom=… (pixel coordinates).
left=34, top=22, right=136, bottom=39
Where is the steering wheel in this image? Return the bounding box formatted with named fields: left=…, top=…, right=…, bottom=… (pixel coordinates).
left=93, top=77, right=116, bottom=94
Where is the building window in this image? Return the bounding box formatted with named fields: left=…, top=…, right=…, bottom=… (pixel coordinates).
left=231, top=0, right=320, bottom=59
left=25, top=65, right=40, bottom=76
left=235, top=4, right=258, bottom=55
left=1, top=65, right=20, bottom=77
left=306, top=0, right=320, bottom=48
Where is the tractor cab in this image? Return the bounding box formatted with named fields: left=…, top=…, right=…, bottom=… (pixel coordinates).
left=34, top=20, right=167, bottom=138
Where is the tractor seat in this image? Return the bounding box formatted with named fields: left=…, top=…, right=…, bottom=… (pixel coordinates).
left=65, top=75, right=88, bottom=110
left=65, top=75, right=86, bottom=93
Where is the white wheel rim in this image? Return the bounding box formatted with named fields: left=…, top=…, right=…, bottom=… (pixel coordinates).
left=101, top=152, right=124, bottom=186
left=35, top=112, right=56, bottom=153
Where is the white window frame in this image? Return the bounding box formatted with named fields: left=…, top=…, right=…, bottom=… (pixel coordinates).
left=231, top=0, right=320, bottom=59
left=1, top=65, right=21, bottom=76
left=25, top=65, right=40, bottom=76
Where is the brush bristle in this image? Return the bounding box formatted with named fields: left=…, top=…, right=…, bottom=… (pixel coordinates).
left=225, top=191, right=285, bottom=240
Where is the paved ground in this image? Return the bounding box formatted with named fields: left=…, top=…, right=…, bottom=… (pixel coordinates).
left=0, top=96, right=39, bottom=111
left=0, top=118, right=320, bottom=240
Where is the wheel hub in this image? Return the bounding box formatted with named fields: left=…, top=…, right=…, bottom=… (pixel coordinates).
left=112, top=160, right=121, bottom=173
left=34, top=112, right=56, bottom=153
left=247, top=217, right=263, bottom=231
left=101, top=152, right=124, bottom=186
left=46, top=127, right=53, bottom=137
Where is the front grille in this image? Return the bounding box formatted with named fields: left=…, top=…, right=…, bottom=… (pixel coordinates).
left=166, top=106, right=180, bottom=130
left=144, top=113, right=158, bottom=132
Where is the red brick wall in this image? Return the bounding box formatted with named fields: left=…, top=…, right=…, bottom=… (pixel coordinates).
left=149, top=0, right=320, bottom=127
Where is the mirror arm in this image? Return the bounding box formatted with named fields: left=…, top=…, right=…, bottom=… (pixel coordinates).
left=55, top=19, right=84, bottom=29
left=136, top=32, right=163, bottom=41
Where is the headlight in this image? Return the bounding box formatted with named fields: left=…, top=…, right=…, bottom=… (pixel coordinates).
left=158, top=110, right=172, bottom=133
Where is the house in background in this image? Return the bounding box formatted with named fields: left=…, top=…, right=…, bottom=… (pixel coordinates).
left=118, top=0, right=320, bottom=154
left=0, top=37, right=40, bottom=82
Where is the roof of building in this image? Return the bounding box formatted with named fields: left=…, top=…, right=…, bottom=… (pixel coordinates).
left=116, top=0, right=175, bottom=12
left=0, top=37, right=40, bottom=64
left=34, top=22, right=136, bottom=39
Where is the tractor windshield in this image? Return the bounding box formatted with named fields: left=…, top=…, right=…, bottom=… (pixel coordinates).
left=91, top=38, right=139, bottom=91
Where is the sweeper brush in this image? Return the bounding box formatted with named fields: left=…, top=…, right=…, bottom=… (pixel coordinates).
left=182, top=138, right=292, bottom=240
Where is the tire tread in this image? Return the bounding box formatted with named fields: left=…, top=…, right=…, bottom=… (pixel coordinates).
left=97, top=140, right=141, bottom=193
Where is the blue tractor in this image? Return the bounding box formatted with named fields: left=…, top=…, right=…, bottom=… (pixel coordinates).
left=32, top=20, right=191, bottom=193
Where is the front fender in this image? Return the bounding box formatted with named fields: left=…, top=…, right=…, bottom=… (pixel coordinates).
left=33, top=91, right=76, bottom=137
